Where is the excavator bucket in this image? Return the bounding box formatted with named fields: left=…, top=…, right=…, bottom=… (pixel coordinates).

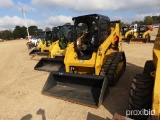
left=30, top=52, right=50, bottom=61
left=29, top=49, right=41, bottom=55
left=129, top=38, right=148, bottom=44
left=34, top=57, right=65, bottom=72
left=42, top=71, right=107, bottom=108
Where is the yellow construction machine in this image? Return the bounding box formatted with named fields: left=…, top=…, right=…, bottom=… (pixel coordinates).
left=121, top=26, right=134, bottom=42
left=129, top=25, right=151, bottom=44
left=34, top=24, right=74, bottom=71
left=121, top=24, right=138, bottom=43
left=30, top=29, right=59, bottom=60
left=128, top=27, right=160, bottom=119
left=41, top=14, right=126, bottom=107
left=29, top=31, right=54, bottom=56
left=26, top=32, right=44, bottom=50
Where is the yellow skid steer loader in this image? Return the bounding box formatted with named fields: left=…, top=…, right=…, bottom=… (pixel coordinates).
left=129, top=25, right=150, bottom=44
left=30, top=29, right=59, bottom=60
left=41, top=14, right=126, bottom=107
left=28, top=32, right=45, bottom=54
left=34, top=24, right=74, bottom=71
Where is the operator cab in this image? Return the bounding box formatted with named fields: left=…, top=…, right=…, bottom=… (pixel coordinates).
left=137, top=25, right=148, bottom=38
left=42, top=31, right=52, bottom=47
left=72, top=14, right=110, bottom=60
left=57, top=23, right=74, bottom=49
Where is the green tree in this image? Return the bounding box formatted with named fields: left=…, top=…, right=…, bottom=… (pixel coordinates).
left=45, top=27, right=51, bottom=32
left=144, top=16, right=154, bottom=25
left=152, top=15, right=160, bottom=23
left=120, top=22, right=130, bottom=27
left=0, top=30, right=12, bottom=40
left=12, top=26, right=27, bottom=39
left=28, top=25, right=38, bottom=36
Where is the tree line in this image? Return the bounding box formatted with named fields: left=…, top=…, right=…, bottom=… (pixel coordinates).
left=121, top=15, right=160, bottom=26
left=0, top=15, right=160, bottom=40
left=0, top=25, right=44, bottom=40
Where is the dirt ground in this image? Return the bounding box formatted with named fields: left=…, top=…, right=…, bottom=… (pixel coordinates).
left=0, top=28, right=158, bottom=120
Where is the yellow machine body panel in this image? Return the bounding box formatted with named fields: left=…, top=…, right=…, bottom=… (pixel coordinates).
left=95, top=23, right=121, bottom=75
left=142, top=30, right=150, bottom=38
left=40, top=40, right=54, bottom=52
left=64, top=23, right=122, bottom=75
left=37, top=41, right=45, bottom=49
left=152, top=34, right=160, bottom=119
left=50, top=41, right=67, bottom=58
left=124, top=30, right=134, bottom=38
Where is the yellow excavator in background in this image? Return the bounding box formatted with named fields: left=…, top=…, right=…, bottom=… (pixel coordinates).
left=128, top=27, right=160, bottom=120
left=41, top=14, right=126, bottom=107
left=34, top=23, right=74, bottom=71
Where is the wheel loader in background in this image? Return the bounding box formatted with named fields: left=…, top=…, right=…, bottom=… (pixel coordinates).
left=41, top=14, right=126, bottom=107
left=128, top=27, right=160, bottom=120
left=129, top=25, right=151, bottom=44
left=34, top=24, right=74, bottom=71
left=29, top=30, right=54, bottom=56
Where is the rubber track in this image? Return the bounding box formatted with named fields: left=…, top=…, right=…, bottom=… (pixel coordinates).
left=101, top=51, right=126, bottom=86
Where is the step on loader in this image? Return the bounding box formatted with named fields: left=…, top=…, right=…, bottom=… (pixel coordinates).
left=129, top=25, right=151, bottom=44
left=128, top=27, right=160, bottom=120
left=30, top=29, right=59, bottom=60
left=34, top=24, right=74, bottom=71
left=42, top=14, right=126, bottom=107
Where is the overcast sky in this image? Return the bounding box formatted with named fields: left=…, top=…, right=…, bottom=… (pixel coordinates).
left=0, top=0, right=160, bottom=30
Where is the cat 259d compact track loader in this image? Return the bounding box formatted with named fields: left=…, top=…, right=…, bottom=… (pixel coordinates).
left=42, top=14, right=126, bottom=108
left=34, top=24, right=74, bottom=71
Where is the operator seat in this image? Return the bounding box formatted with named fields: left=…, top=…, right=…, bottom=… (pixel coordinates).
left=77, top=31, right=99, bottom=60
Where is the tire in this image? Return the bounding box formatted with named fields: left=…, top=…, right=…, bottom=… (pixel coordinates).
left=128, top=74, right=154, bottom=120
left=143, top=60, right=155, bottom=75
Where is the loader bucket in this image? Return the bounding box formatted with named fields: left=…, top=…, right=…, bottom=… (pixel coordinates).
left=30, top=52, right=50, bottom=61
left=122, top=38, right=129, bottom=42
left=34, top=57, right=65, bottom=72
left=129, top=38, right=148, bottom=44
left=42, top=72, right=107, bottom=108
left=29, top=49, right=41, bottom=55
